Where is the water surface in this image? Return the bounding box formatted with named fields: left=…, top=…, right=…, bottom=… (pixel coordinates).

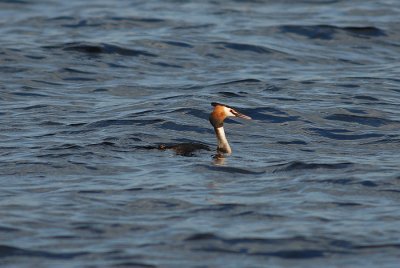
left=1, top=0, right=400, bottom=267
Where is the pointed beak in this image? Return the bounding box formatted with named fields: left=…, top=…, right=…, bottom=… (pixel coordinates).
left=231, top=109, right=252, bottom=120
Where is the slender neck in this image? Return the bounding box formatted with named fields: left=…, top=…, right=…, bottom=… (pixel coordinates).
left=214, top=126, right=231, bottom=154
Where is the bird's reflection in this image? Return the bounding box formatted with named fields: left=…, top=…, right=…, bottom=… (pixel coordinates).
left=213, top=153, right=226, bottom=165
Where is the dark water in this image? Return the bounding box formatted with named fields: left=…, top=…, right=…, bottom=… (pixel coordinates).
left=1, top=0, right=400, bottom=267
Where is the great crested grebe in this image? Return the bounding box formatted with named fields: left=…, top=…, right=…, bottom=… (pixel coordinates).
left=154, top=102, right=251, bottom=156
left=209, top=102, right=251, bottom=154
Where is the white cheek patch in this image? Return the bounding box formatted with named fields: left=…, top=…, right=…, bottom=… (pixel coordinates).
left=224, top=106, right=235, bottom=117
left=227, top=106, right=252, bottom=120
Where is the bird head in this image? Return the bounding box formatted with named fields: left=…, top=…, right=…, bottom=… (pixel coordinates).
left=209, top=102, right=251, bottom=128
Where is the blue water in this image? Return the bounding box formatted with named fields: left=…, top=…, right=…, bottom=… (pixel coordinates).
left=1, top=0, right=400, bottom=267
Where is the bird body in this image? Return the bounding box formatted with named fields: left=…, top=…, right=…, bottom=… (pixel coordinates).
left=152, top=102, right=251, bottom=157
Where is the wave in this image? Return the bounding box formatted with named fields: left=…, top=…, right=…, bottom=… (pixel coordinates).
left=203, top=165, right=265, bottom=175
left=246, top=107, right=299, bottom=123
left=273, top=161, right=353, bottom=172
left=49, top=15, right=167, bottom=30
left=160, top=122, right=210, bottom=133
left=161, top=40, right=193, bottom=48
left=308, top=128, right=384, bottom=140
left=214, top=41, right=286, bottom=55
left=325, top=113, right=397, bottom=127
left=183, top=233, right=346, bottom=259
left=214, top=78, right=263, bottom=86
left=44, top=42, right=157, bottom=57
left=87, top=118, right=164, bottom=128
left=0, top=245, right=87, bottom=259
left=279, top=25, right=386, bottom=39
left=277, top=140, right=308, bottom=145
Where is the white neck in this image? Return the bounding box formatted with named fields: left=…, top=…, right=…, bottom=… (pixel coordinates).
left=214, top=126, right=231, bottom=154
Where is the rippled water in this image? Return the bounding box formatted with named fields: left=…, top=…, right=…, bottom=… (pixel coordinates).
left=1, top=0, right=400, bottom=267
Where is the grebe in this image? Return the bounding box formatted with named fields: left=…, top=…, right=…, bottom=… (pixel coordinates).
left=153, top=102, right=251, bottom=156
left=209, top=102, right=251, bottom=154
